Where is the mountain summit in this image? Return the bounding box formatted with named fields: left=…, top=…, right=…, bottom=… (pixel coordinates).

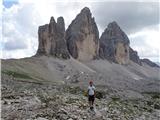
left=99, top=21, right=130, bottom=64
left=66, top=7, right=99, bottom=61
left=36, top=7, right=159, bottom=67
left=36, top=16, right=70, bottom=59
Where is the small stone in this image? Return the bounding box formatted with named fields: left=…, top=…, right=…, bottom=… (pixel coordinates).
left=83, top=116, right=87, bottom=119
left=154, top=103, right=160, bottom=109
left=35, top=117, right=48, bottom=120
left=67, top=118, right=73, bottom=120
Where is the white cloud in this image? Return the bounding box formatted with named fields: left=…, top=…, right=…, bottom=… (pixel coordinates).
left=1, top=0, right=159, bottom=63
left=0, top=0, right=3, bottom=57
left=2, top=3, right=39, bottom=58
left=129, top=25, right=160, bottom=62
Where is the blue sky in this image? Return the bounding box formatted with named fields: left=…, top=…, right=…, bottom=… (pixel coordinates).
left=3, top=0, right=19, bottom=8
left=1, top=0, right=160, bottom=62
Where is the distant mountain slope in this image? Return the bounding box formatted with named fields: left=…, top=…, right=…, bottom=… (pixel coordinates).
left=2, top=56, right=160, bottom=93
left=141, top=59, right=160, bottom=68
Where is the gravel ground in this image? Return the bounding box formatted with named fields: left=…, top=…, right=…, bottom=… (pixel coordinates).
left=1, top=75, right=160, bottom=120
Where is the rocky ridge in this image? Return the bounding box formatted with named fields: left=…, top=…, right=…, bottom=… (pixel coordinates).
left=36, top=16, right=70, bottom=59
left=66, top=7, right=99, bottom=61
left=36, top=7, right=159, bottom=67
left=99, top=21, right=130, bottom=64
left=141, top=59, right=160, bottom=68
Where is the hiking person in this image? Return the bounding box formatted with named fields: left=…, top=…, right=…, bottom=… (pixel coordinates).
left=88, top=80, right=95, bottom=111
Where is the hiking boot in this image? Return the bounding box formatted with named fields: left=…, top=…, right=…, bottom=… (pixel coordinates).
left=90, top=106, right=94, bottom=110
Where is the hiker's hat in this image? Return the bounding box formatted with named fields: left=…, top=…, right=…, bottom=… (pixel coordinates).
left=89, top=80, right=93, bottom=84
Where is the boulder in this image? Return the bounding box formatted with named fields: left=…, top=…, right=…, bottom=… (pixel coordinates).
left=36, top=17, right=70, bottom=59
left=66, top=7, right=99, bottom=61
left=99, top=21, right=130, bottom=64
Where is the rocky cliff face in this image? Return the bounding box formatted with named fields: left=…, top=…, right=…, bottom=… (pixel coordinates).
left=36, top=17, right=70, bottom=59
left=99, top=21, right=130, bottom=64
left=66, top=7, right=99, bottom=61
left=35, top=7, right=158, bottom=67
left=129, top=47, right=142, bottom=65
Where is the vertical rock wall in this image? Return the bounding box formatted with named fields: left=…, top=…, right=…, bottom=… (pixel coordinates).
left=65, top=7, right=99, bottom=61
left=36, top=17, right=70, bottom=59
left=99, top=21, right=130, bottom=64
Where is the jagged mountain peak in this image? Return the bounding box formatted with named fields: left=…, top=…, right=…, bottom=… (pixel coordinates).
left=108, top=21, right=119, bottom=28
left=57, top=16, right=64, bottom=24
left=65, top=7, right=99, bottom=61
left=36, top=7, right=158, bottom=67
left=50, top=16, right=56, bottom=23
left=99, top=21, right=130, bottom=64
left=102, top=21, right=129, bottom=44
left=36, top=16, right=70, bottom=59
left=80, top=7, right=91, bottom=15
